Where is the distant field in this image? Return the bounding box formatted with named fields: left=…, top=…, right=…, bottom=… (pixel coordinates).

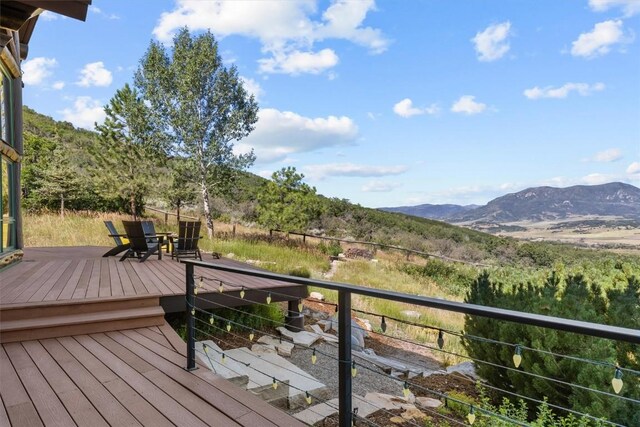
left=477, top=215, right=640, bottom=251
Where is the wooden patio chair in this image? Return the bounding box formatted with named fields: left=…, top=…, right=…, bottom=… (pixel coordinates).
left=102, top=220, right=131, bottom=257
left=169, top=221, right=203, bottom=261
left=141, top=220, right=170, bottom=253
left=120, top=221, right=163, bottom=262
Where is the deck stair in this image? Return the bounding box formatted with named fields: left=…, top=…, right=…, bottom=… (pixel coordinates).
left=0, top=295, right=165, bottom=343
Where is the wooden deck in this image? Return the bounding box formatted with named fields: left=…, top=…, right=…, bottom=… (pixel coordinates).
left=1, top=247, right=305, bottom=309
left=0, top=246, right=307, bottom=426
left=1, top=322, right=303, bottom=426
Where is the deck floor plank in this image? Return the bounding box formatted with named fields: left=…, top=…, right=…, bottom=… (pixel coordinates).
left=43, top=260, right=79, bottom=302
left=76, top=334, right=209, bottom=427
left=122, top=261, right=148, bottom=295
left=98, top=259, right=111, bottom=298
left=3, top=342, right=76, bottom=427
left=135, top=326, right=173, bottom=349
left=111, top=329, right=255, bottom=423
left=23, top=260, right=72, bottom=303
left=108, top=259, right=124, bottom=297
left=57, top=259, right=87, bottom=301
left=84, top=260, right=100, bottom=299
left=71, top=261, right=93, bottom=300
left=0, top=346, right=44, bottom=427
left=54, top=337, right=170, bottom=427
left=116, top=261, right=136, bottom=296
left=42, top=338, right=145, bottom=427
left=0, top=260, right=39, bottom=290
left=21, top=340, right=108, bottom=427
left=3, top=261, right=58, bottom=304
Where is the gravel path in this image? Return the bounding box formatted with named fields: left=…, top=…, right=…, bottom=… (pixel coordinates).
left=288, top=341, right=417, bottom=400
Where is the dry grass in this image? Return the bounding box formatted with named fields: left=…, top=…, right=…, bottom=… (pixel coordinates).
left=23, top=211, right=468, bottom=363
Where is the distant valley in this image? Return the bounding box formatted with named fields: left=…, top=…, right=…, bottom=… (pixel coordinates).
left=381, top=182, right=640, bottom=249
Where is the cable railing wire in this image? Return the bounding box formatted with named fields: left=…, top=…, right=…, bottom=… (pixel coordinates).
left=194, top=273, right=640, bottom=377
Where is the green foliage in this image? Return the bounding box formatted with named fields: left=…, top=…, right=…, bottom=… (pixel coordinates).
left=288, top=266, right=311, bottom=278
left=256, top=167, right=323, bottom=232
left=135, top=28, right=258, bottom=236
left=464, top=271, right=639, bottom=425
left=401, top=259, right=477, bottom=296
left=93, top=84, right=163, bottom=217
left=317, top=241, right=343, bottom=257
left=163, top=157, right=197, bottom=213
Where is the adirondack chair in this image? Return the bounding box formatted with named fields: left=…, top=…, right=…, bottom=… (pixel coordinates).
left=102, top=220, right=130, bottom=257
left=120, top=221, right=163, bottom=262
left=141, top=220, right=170, bottom=253
left=169, top=221, right=202, bottom=261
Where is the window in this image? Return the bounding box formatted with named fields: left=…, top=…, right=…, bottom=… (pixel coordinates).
left=1, top=155, right=14, bottom=251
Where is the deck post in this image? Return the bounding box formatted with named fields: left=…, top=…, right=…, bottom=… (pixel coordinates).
left=338, top=290, right=352, bottom=427
left=185, top=262, right=197, bottom=371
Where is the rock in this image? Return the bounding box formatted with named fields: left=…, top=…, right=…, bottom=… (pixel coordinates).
left=390, top=416, right=405, bottom=424
left=401, top=407, right=428, bottom=421
left=277, top=326, right=322, bottom=347
left=309, top=324, right=339, bottom=344
left=401, top=310, right=421, bottom=319
left=363, top=392, right=408, bottom=411
left=294, top=399, right=339, bottom=425
left=344, top=248, right=374, bottom=260
left=416, top=397, right=442, bottom=408
left=338, top=253, right=346, bottom=258
left=371, top=259, right=379, bottom=263
left=226, top=253, right=235, bottom=258
left=355, top=317, right=372, bottom=332
left=251, top=344, right=277, bottom=355
left=446, top=361, right=478, bottom=380
left=256, top=335, right=294, bottom=357
left=309, top=291, right=325, bottom=301
left=317, top=319, right=332, bottom=332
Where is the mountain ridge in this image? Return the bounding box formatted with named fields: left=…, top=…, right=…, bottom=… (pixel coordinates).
left=381, top=182, right=640, bottom=223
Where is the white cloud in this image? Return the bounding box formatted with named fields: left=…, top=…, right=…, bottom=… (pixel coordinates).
left=471, top=22, right=512, bottom=62
left=258, top=49, right=339, bottom=75
left=39, top=11, right=58, bottom=21
left=582, top=173, right=615, bottom=185
left=77, top=62, right=113, bottom=87
left=240, top=77, right=264, bottom=101
left=89, top=5, right=120, bottom=20
left=626, top=161, right=640, bottom=175
left=393, top=98, right=439, bottom=118
left=52, top=81, right=65, bottom=90
left=21, top=57, right=57, bottom=86
left=362, top=180, right=401, bottom=192
left=152, top=0, right=388, bottom=75
left=592, top=148, right=623, bottom=162
left=571, top=20, right=631, bottom=58
left=589, top=0, right=640, bottom=17
left=60, top=96, right=106, bottom=130
left=524, top=82, right=605, bottom=99
left=451, top=95, right=487, bottom=115
left=235, top=108, right=358, bottom=163
left=304, top=163, right=408, bottom=180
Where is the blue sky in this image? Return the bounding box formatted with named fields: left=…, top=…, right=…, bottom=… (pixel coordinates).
left=22, top=0, right=640, bottom=207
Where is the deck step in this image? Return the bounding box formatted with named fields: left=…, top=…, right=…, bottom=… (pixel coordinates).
left=0, top=294, right=160, bottom=322
left=0, top=306, right=165, bottom=343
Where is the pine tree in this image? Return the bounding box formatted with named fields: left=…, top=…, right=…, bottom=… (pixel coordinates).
left=256, top=167, right=323, bottom=233
left=93, top=84, right=162, bottom=218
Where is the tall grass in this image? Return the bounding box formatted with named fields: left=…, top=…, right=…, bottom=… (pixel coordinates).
left=23, top=211, right=468, bottom=364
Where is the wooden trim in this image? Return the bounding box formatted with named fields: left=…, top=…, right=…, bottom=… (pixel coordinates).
left=0, top=46, right=20, bottom=78
left=0, top=140, right=20, bottom=162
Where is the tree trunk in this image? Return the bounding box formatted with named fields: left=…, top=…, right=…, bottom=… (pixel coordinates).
left=201, top=181, right=214, bottom=238
left=130, top=194, right=137, bottom=220
left=177, top=201, right=181, bottom=223
left=60, top=193, right=65, bottom=219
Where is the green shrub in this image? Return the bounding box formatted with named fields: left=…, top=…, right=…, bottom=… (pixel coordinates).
left=289, top=266, right=311, bottom=278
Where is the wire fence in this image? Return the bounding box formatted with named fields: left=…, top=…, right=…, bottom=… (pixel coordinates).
left=183, top=261, right=640, bottom=427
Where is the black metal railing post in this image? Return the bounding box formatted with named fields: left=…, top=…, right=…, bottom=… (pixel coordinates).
left=338, top=289, right=352, bottom=427
left=185, top=262, right=196, bottom=371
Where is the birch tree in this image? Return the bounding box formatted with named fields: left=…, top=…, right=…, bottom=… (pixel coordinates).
left=135, top=28, right=258, bottom=237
